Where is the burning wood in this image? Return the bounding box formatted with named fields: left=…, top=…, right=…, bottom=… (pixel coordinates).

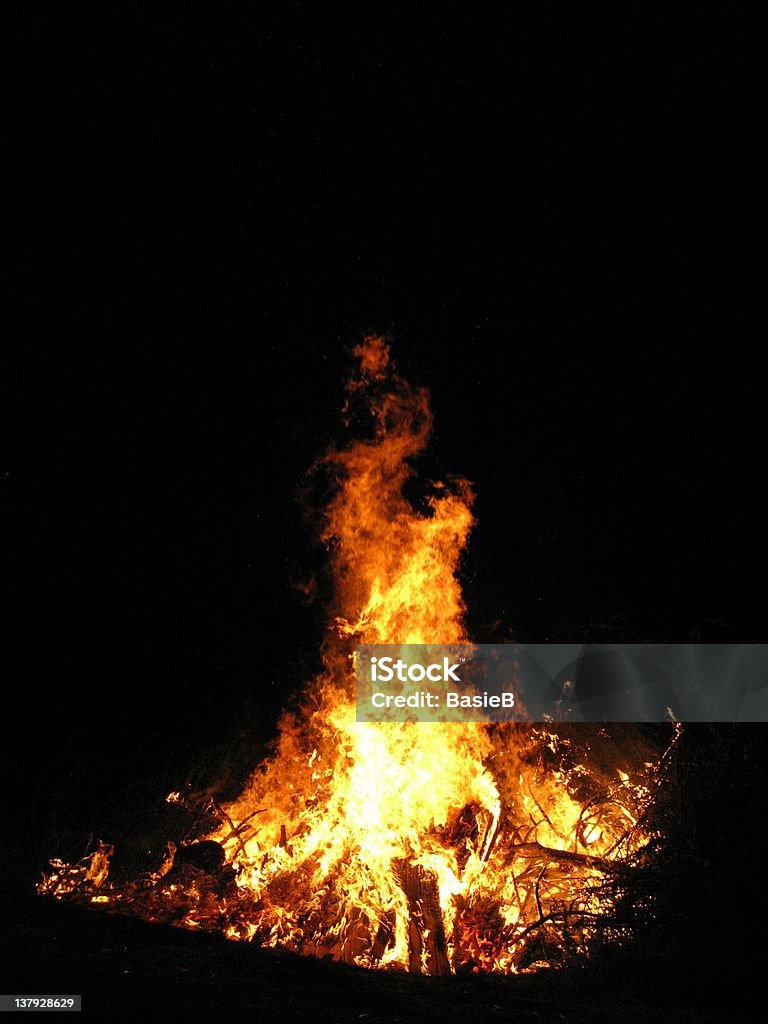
left=395, top=860, right=451, bottom=976
left=39, top=335, right=668, bottom=974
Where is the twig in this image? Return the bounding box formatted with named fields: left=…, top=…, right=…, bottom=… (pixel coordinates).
left=506, top=909, right=604, bottom=947
left=534, top=867, right=545, bottom=922
left=212, top=801, right=265, bottom=861
left=219, top=807, right=266, bottom=844
left=527, top=786, right=568, bottom=844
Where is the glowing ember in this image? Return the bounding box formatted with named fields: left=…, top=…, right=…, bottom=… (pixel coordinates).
left=40, top=336, right=667, bottom=974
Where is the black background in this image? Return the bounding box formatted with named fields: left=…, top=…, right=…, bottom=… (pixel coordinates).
left=7, top=9, right=761, bottom=850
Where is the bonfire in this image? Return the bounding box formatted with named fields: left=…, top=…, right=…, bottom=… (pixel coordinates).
left=40, top=335, right=670, bottom=975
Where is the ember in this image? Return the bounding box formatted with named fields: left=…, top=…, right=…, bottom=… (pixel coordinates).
left=39, top=336, right=669, bottom=975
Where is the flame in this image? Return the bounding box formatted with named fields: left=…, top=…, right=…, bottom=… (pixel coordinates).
left=212, top=336, right=494, bottom=966
left=40, top=335, right=663, bottom=974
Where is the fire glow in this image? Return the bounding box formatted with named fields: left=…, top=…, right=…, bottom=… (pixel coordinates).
left=40, top=336, right=668, bottom=975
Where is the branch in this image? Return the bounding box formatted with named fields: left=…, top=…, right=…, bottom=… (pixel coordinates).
left=505, top=841, right=617, bottom=873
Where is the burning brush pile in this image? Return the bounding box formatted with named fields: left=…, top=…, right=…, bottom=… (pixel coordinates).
left=40, top=336, right=672, bottom=975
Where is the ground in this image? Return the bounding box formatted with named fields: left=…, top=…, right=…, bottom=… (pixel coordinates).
left=1, top=892, right=754, bottom=1023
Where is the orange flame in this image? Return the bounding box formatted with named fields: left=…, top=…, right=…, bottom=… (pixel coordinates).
left=328, top=335, right=473, bottom=646
left=215, top=336, right=495, bottom=967
left=205, top=337, right=655, bottom=970
left=40, top=334, right=662, bottom=974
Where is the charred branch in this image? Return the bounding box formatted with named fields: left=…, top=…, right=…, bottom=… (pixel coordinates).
left=505, top=841, right=618, bottom=873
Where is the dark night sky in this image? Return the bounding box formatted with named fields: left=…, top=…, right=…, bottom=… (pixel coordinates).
left=6, top=8, right=761, bottom=826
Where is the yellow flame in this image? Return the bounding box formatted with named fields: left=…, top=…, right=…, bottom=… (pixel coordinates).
left=207, top=337, right=654, bottom=972
left=40, top=335, right=660, bottom=974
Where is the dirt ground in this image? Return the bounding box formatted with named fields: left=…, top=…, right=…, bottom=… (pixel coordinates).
left=0, top=892, right=754, bottom=1023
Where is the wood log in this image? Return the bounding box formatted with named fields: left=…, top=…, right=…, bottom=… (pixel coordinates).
left=337, top=907, right=371, bottom=964
left=370, top=910, right=396, bottom=962
left=395, top=860, right=451, bottom=976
